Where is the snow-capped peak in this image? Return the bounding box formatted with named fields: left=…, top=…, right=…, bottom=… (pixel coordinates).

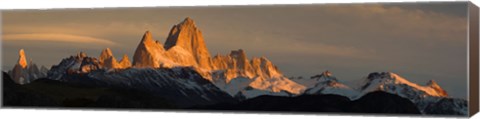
left=358, top=72, right=466, bottom=115
left=304, top=71, right=359, bottom=99
left=360, top=72, right=448, bottom=97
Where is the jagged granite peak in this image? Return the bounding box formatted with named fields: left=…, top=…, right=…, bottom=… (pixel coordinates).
left=17, top=49, right=28, bottom=68
left=133, top=31, right=165, bottom=68
left=210, top=49, right=305, bottom=98
left=77, top=51, right=88, bottom=58
left=99, top=48, right=114, bottom=63
left=230, top=49, right=248, bottom=61
left=119, top=54, right=132, bottom=68
left=45, top=18, right=305, bottom=99
left=250, top=56, right=281, bottom=78
left=211, top=54, right=234, bottom=70
left=104, top=56, right=120, bottom=69
left=28, top=59, right=37, bottom=71
left=9, top=49, right=47, bottom=84
left=164, top=17, right=213, bottom=70
left=228, top=49, right=253, bottom=74
left=98, top=48, right=126, bottom=69
left=426, top=80, right=448, bottom=96
left=47, top=53, right=103, bottom=80
left=141, top=30, right=155, bottom=43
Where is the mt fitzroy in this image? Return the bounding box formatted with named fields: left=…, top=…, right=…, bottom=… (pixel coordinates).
left=12, top=17, right=466, bottom=115
left=132, top=17, right=305, bottom=98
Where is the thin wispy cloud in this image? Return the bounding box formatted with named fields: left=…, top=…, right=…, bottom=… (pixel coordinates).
left=3, top=33, right=117, bottom=46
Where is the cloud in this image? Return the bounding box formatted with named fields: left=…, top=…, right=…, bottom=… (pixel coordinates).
left=321, top=4, right=467, bottom=41
left=2, top=33, right=117, bottom=46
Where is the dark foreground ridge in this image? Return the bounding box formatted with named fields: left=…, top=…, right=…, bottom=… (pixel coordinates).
left=3, top=72, right=175, bottom=109
left=3, top=72, right=421, bottom=114
left=192, top=91, right=421, bottom=114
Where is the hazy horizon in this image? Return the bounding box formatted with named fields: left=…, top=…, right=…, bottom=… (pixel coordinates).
left=2, top=2, right=469, bottom=99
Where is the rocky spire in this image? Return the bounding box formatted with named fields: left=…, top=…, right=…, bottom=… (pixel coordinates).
left=229, top=49, right=247, bottom=61
left=104, top=56, right=119, bottom=69
left=99, top=48, right=114, bottom=63
left=164, top=17, right=199, bottom=50
left=229, top=49, right=253, bottom=73
left=141, top=31, right=154, bottom=43
left=163, top=17, right=212, bottom=70
left=10, top=49, right=48, bottom=84
left=17, top=49, right=28, bottom=68
left=133, top=31, right=165, bottom=68
left=119, top=54, right=132, bottom=68
left=77, top=51, right=88, bottom=58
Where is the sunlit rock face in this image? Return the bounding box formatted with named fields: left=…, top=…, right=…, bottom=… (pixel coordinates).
left=209, top=49, right=306, bottom=98
left=118, top=54, right=132, bottom=68
left=36, top=17, right=304, bottom=99
left=132, top=31, right=165, bottom=68
left=164, top=17, right=213, bottom=71
left=130, top=17, right=306, bottom=98
left=17, top=49, right=28, bottom=68
left=97, top=48, right=131, bottom=69
left=9, top=49, right=47, bottom=84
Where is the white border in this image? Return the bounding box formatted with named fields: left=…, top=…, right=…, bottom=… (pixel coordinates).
left=0, top=0, right=475, bottom=10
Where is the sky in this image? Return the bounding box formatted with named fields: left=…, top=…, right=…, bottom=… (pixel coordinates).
left=1, top=2, right=469, bottom=99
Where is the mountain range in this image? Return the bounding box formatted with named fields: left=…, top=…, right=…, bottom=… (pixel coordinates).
left=4, top=17, right=468, bottom=116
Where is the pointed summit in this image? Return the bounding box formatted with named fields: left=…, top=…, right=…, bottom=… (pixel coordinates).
left=17, top=49, right=28, bottom=68
left=141, top=30, right=154, bottom=43
left=77, top=51, right=88, bottom=58
left=10, top=49, right=48, bottom=84
left=133, top=31, right=165, bottom=68
left=119, top=54, right=132, bottom=68
left=99, top=48, right=114, bottom=63
left=163, top=17, right=212, bottom=70
left=164, top=17, right=203, bottom=50
left=181, top=17, right=195, bottom=26
left=250, top=56, right=282, bottom=78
